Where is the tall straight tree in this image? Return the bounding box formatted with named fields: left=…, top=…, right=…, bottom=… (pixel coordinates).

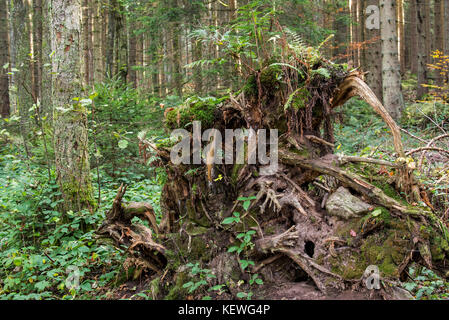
left=380, top=0, right=404, bottom=119
left=445, top=0, right=449, bottom=83
left=0, top=0, right=10, bottom=118
left=416, top=0, right=429, bottom=99
left=363, top=0, right=383, bottom=101
left=434, top=0, right=444, bottom=86
left=51, top=0, right=95, bottom=212
left=33, top=0, right=42, bottom=107
left=409, top=0, right=418, bottom=74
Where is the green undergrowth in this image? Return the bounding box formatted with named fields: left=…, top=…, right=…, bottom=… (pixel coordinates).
left=0, top=144, right=163, bottom=300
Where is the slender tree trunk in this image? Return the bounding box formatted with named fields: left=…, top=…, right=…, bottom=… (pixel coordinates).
left=0, top=0, right=10, bottom=118
left=41, top=0, right=52, bottom=118
left=363, top=0, right=383, bottom=101
left=380, top=0, right=404, bottom=119
left=334, top=3, right=349, bottom=63
left=397, top=0, right=405, bottom=74
left=424, top=0, right=431, bottom=64
left=51, top=0, right=95, bottom=212
left=106, top=0, right=116, bottom=77
left=434, top=0, right=444, bottom=86
left=27, top=0, right=35, bottom=104
left=82, top=0, right=91, bottom=85
left=127, top=13, right=137, bottom=87
left=410, top=0, right=418, bottom=74
left=33, top=0, right=42, bottom=107
left=416, top=0, right=429, bottom=99
left=171, top=0, right=182, bottom=97
left=93, top=0, right=102, bottom=82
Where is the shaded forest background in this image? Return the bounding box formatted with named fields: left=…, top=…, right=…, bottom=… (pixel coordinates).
left=0, top=0, right=449, bottom=300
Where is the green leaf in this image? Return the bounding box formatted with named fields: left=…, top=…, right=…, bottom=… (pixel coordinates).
left=222, top=217, right=236, bottom=225
left=243, top=200, right=251, bottom=211
left=312, top=68, right=330, bottom=79
left=118, top=140, right=128, bottom=149
left=371, top=209, right=382, bottom=217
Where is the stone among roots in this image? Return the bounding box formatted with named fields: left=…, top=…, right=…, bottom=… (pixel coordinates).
left=325, top=187, right=372, bottom=219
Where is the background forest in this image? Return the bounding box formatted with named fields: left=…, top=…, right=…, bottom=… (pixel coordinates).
left=0, top=0, right=449, bottom=300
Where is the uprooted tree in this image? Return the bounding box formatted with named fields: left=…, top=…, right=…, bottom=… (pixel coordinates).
left=97, top=28, right=449, bottom=299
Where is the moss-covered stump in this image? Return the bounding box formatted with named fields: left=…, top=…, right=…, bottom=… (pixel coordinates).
left=100, top=56, right=449, bottom=300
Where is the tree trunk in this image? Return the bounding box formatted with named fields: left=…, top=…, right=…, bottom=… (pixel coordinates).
left=0, top=0, right=10, bottom=118
left=380, top=0, right=404, bottom=119
left=397, top=0, right=405, bottom=74
left=434, top=0, right=444, bottom=86
left=51, top=0, right=95, bottom=212
left=363, top=0, right=383, bottom=101
left=410, top=0, right=418, bottom=74
left=127, top=21, right=137, bottom=87
left=444, top=0, right=449, bottom=82
left=106, top=0, right=116, bottom=78
left=93, top=0, right=103, bottom=82
left=33, top=0, right=42, bottom=108
left=171, top=0, right=182, bottom=97
left=416, top=0, right=429, bottom=99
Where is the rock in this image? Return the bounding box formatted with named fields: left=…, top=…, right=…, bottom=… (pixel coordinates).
left=391, top=286, right=414, bottom=300
left=325, top=187, right=371, bottom=220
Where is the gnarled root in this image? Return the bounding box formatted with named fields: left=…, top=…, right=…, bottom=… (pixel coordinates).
left=97, top=184, right=167, bottom=274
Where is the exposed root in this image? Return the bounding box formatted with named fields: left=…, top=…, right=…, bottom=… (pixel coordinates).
left=97, top=184, right=167, bottom=274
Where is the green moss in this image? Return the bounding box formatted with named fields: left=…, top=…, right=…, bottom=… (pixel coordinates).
left=430, top=234, right=449, bottom=262
left=165, top=99, right=219, bottom=130
left=332, top=214, right=412, bottom=279
left=190, top=237, right=211, bottom=262
left=243, top=64, right=282, bottom=96
left=164, top=271, right=189, bottom=300
left=61, top=178, right=96, bottom=211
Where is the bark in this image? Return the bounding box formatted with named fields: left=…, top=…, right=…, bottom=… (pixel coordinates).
left=397, top=0, right=405, bottom=74
left=51, top=0, right=94, bottom=212
left=93, top=0, right=103, bottom=82
left=416, top=0, right=429, bottom=99
left=409, top=0, right=418, bottom=74
left=127, top=21, right=137, bottom=87
left=82, top=0, right=91, bottom=85
left=33, top=0, right=42, bottom=107
left=333, top=4, right=349, bottom=63
left=380, top=0, right=404, bottom=119
left=363, top=0, right=383, bottom=101
left=171, top=0, right=182, bottom=97
left=434, top=0, right=444, bottom=86
left=0, top=0, right=10, bottom=118
left=444, top=0, right=449, bottom=82
left=106, top=0, right=116, bottom=77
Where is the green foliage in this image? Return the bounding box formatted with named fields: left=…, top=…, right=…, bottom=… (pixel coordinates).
left=402, top=266, right=449, bottom=300
left=0, top=144, right=164, bottom=299
left=91, top=78, right=165, bottom=179
left=182, top=263, right=217, bottom=294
